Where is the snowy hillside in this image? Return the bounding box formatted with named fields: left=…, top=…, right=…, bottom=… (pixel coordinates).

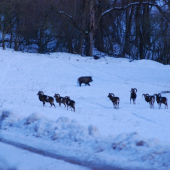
left=0, top=48, right=170, bottom=170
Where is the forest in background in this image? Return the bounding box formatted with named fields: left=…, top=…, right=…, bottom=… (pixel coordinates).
left=0, top=0, right=170, bottom=64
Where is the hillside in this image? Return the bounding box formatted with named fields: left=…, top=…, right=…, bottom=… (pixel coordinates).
left=0, top=49, right=170, bottom=170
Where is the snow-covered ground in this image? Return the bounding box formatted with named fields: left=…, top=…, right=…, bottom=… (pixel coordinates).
left=0, top=142, right=90, bottom=170
left=0, top=48, right=170, bottom=170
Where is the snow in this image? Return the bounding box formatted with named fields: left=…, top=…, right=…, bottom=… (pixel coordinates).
left=0, top=142, right=90, bottom=170
left=0, top=48, right=170, bottom=170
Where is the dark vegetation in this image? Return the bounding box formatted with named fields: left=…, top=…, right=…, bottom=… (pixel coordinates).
left=0, top=0, right=170, bottom=64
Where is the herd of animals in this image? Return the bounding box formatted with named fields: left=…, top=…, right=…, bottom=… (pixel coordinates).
left=37, top=76, right=168, bottom=111
left=108, top=88, right=168, bottom=109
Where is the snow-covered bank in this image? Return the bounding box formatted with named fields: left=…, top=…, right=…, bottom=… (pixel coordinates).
left=0, top=110, right=170, bottom=170
left=0, top=48, right=170, bottom=169
left=0, top=141, right=90, bottom=170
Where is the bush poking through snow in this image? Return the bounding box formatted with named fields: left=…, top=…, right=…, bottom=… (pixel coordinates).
left=25, top=113, right=40, bottom=125
left=88, top=125, right=100, bottom=138
left=51, top=130, right=60, bottom=140
left=0, top=110, right=13, bottom=120
left=0, top=110, right=14, bottom=129
left=136, top=140, right=147, bottom=146
left=112, top=132, right=149, bottom=150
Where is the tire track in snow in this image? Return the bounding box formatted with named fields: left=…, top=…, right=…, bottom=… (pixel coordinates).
left=130, top=112, right=168, bottom=128
left=0, top=138, right=91, bottom=170
left=19, top=58, right=53, bottom=70
left=66, top=59, right=167, bottom=88
left=63, top=59, right=93, bottom=76
left=131, top=113, right=158, bottom=125
left=0, top=137, right=124, bottom=170
left=63, top=59, right=126, bottom=87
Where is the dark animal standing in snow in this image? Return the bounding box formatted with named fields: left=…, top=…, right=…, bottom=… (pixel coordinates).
left=142, top=94, right=155, bottom=109
left=108, top=93, right=120, bottom=109
left=148, top=95, right=155, bottom=109
left=65, top=96, right=75, bottom=112
left=37, top=91, right=55, bottom=107
left=130, top=88, right=137, bottom=104
left=78, top=76, right=93, bottom=86
left=154, top=93, right=168, bottom=109
left=54, top=94, right=66, bottom=107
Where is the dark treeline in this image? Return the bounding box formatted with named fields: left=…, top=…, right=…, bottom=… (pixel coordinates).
left=0, top=0, right=170, bottom=64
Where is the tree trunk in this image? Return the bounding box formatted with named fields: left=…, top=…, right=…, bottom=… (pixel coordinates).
left=89, top=0, right=96, bottom=56
left=2, top=37, right=5, bottom=50
left=78, top=0, right=88, bottom=55
left=79, top=34, right=85, bottom=55
left=85, top=34, right=90, bottom=56
left=14, top=36, right=20, bottom=51
left=89, top=31, right=94, bottom=56
left=10, top=31, right=13, bottom=48
left=139, top=31, right=144, bottom=59
left=1, top=24, right=6, bottom=50
left=135, top=2, right=142, bottom=59
left=123, top=5, right=134, bottom=58
left=95, top=17, right=104, bottom=52
left=14, top=40, right=18, bottom=51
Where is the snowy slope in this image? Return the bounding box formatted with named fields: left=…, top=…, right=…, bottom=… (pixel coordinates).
left=0, top=48, right=170, bottom=170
